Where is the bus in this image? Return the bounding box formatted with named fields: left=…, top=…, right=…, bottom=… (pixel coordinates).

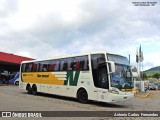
left=19, top=52, right=134, bottom=103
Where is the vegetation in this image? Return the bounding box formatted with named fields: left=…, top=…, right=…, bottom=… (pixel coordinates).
left=153, top=73, right=160, bottom=80
left=143, top=66, right=160, bottom=82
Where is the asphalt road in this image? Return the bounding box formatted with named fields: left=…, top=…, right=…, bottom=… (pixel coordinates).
left=0, top=85, right=160, bottom=120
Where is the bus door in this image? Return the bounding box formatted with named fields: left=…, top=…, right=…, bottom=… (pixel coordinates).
left=91, top=54, right=109, bottom=101
left=97, top=65, right=109, bottom=102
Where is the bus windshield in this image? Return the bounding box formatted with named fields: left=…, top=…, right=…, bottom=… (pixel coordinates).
left=111, top=64, right=133, bottom=90
left=107, top=54, right=133, bottom=91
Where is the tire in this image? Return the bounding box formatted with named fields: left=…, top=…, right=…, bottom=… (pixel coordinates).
left=77, top=89, right=88, bottom=103
left=27, top=87, right=33, bottom=94
left=32, top=85, right=37, bottom=95
left=32, top=89, right=37, bottom=95
left=15, top=81, right=19, bottom=85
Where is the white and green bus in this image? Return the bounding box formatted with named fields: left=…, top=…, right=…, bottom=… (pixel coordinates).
left=19, top=52, right=134, bottom=103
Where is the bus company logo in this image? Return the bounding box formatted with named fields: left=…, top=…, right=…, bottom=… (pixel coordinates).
left=23, top=74, right=27, bottom=76
left=2, top=112, right=11, bottom=117
left=23, top=73, right=33, bottom=76
left=37, top=74, right=49, bottom=78
left=64, top=71, right=80, bottom=86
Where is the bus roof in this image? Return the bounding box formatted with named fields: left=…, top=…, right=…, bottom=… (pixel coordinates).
left=21, top=52, right=127, bottom=64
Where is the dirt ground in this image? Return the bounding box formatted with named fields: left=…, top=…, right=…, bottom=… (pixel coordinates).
left=0, top=85, right=160, bottom=120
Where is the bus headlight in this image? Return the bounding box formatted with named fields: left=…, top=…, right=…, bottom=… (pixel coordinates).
left=108, top=88, right=119, bottom=94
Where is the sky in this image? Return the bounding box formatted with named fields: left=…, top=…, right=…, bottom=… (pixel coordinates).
left=0, top=0, right=159, bottom=70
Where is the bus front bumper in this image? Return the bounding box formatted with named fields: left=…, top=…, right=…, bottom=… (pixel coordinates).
left=107, top=92, right=134, bottom=102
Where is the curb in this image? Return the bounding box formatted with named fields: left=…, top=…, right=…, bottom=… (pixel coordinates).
left=135, top=91, right=151, bottom=98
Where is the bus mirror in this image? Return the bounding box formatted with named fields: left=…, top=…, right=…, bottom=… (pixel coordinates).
left=131, top=67, right=139, bottom=77
left=106, top=61, right=115, bottom=73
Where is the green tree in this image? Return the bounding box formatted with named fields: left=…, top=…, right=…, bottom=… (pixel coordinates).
left=153, top=73, right=160, bottom=80
left=142, top=72, right=147, bottom=80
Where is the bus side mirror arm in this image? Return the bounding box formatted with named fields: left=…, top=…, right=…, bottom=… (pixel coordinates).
left=106, top=61, right=115, bottom=74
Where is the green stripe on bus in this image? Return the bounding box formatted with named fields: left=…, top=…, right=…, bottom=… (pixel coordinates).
left=64, top=71, right=80, bottom=86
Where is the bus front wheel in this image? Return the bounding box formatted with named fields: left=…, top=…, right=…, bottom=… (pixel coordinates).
left=77, top=89, right=88, bottom=103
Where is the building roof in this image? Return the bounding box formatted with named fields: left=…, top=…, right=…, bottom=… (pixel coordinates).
left=0, top=52, right=34, bottom=65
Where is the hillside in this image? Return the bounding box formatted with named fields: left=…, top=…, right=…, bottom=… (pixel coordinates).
left=144, top=66, right=160, bottom=77
left=145, top=66, right=160, bottom=71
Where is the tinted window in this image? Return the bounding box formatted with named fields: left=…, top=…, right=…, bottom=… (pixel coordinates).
left=25, top=63, right=32, bottom=72
left=60, top=59, right=68, bottom=71
left=108, top=54, right=129, bottom=65
left=32, top=62, right=39, bottom=72
left=68, top=57, right=76, bottom=70
left=60, top=56, right=89, bottom=71
left=98, top=65, right=109, bottom=89
left=75, top=56, right=89, bottom=70
left=38, top=61, right=50, bottom=72
left=91, top=54, right=106, bottom=88
left=91, top=54, right=105, bottom=69
left=21, top=56, right=89, bottom=72
left=21, top=64, right=26, bottom=72
left=22, top=63, right=33, bottom=72
left=48, top=59, right=60, bottom=71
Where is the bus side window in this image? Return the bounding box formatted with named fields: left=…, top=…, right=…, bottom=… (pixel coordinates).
left=75, top=60, right=81, bottom=70
left=68, top=58, right=75, bottom=70
left=84, top=57, right=89, bottom=70
left=25, top=63, right=30, bottom=72
left=39, top=63, right=43, bottom=72
left=24, top=63, right=32, bottom=72
left=38, top=61, right=50, bottom=72
left=49, top=64, right=55, bottom=71
left=80, top=60, right=84, bottom=70
left=28, top=63, right=33, bottom=72
left=48, top=60, right=60, bottom=71
left=32, top=63, right=37, bottom=72
left=42, top=64, right=48, bottom=71
left=82, top=56, right=89, bottom=70
left=21, top=64, right=26, bottom=72
left=60, top=60, right=63, bottom=71
left=80, top=56, right=88, bottom=70
left=37, top=63, right=40, bottom=71
left=63, top=61, right=68, bottom=71
left=54, top=60, right=60, bottom=71
left=75, top=56, right=89, bottom=71
left=60, top=59, right=67, bottom=71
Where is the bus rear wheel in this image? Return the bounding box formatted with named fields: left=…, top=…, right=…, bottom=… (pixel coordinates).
left=77, top=89, right=88, bottom=103
left=27, top=86, right=33, bottom=94
left=32, top=84, right=37, bottom=95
